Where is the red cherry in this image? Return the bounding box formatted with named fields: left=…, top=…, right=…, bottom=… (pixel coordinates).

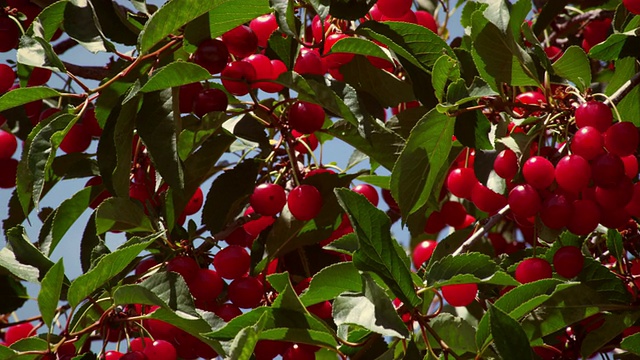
left=508, top=184, right=541, bottom=218
left=59, top=124, right=92, bottom=154
left=221, top=61, right=256, bottom=96
left=243, top=54, right=273, bottom=90
left=494, top=148, right=518, bottom=180
left=288, top=101, right=325, bottom=134
left=189, top=268, right=224, bottom=302
left=243, top=206, right=276, bottom=237
left=441, top=283, right=477, bottom=307
left=295, top=48, right=325, bottom=76
left=142, top=340, right=177, bottom=360
left=130, top=337, right=153, bottom=352
left=250, top=14, right=279, bottom=48
left=514, top=91, right=547, bottom=116
left=381, top=189, right=399, bottom=211
left=213, top=245, right=251, bottom=280
left=471, top=183, right=507, bottom=214
left=193, top=88, right=228, bottom=117
left=523, top=156, right=555, bottom=189
left=624, top=0, right=640, bottom=14
left=224, top=226, right=252, bottom=247
left=250, top=183, right=287, bottom=216
left=381, top=10, right=417, bottom=23
left=260, top=59, right=287, bottom=93
left=0, top=130, right=18, bottom=159
left=595, top=176, right=633, bottom=210
left=27, top=67, right=52, bottom=87
left=135, top=257, right=158, bottom=277
left=446, top=167, right=478, bottom=199
left=415, top=10, right=438, bottom=33
left=575, top=101, right=613, bottom=132
left=376, top=0, right=412, bottom=18
left=166, top=256, right=199, bottom=282
left=412, top=240, right=437, bottom=269
left=214, top=303, right=242, bottom=322
left=567, top=199, right=600, bottom=235
left=555, top=155, right=591, bottom=193
left=544, top=46, right=562, bottom=60
left=5, top=323, right=35, bottom=345
left=0, top=64, right=15, bottom=93
left=424, top=210, right=446, bottom=233
left=178, top=82, right=204, bottom=113
left=440, top=201, right=467, bottom=228
left=553, top=246, right=584, bottom=279
left=351, top=184, right=379, bottom=206
left=591, top=153, right=625, bottom=188
left=622, top=155, right=639, bottom=178
left=626, top=182, right=640, bottom=217
left=104, top=351, right=124, bottom=360
left=292, top=130, right=318, bottom=154
left=228, top=276, right=263, bottom=308
left=282, top=344, right=316, bottom=360
left=85, top=176, right=111, bottom=209
left=222, top=25, right=258, bottom=58
left=604, top=121, right=639, bottom=157
left=515, top=258, right=552, bottom=284
left=323, top=33, right=355, bottom=69
left=0, top=17, right=20, bottom=53
left=287, top=185, right=322, bottom=221
left=0, top=158, right=18, bottom=188
left=193, top=38, right=229, bottom=75
left=583, top=18, right=611, bottom=45
left=255, top=340, right=287, bottom=360
left=571, top=126, right=604, bottom=160
left=82, top=107, right=103, bottom=137
left=539, top=193, right=572, bottom=229
left=120, top=351, right=148, bottom=360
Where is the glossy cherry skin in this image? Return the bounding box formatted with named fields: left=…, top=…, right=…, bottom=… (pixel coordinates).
left=446, top=167, right=478, bottom=199
left=553, top=246, right=584, bottom=279
left=0, top=130, right=17, bottom=159
left=213, top=245, right=251, bottom=280
left=221, top=61, right=256, bottom=96
left=250, top=14, right=279, bottom=48
left=376, top=0, right=412, bottom=18
left=0, top=63, right=15, bottom=93
left=351, top=184, right=379, bottom=206
left=222, top=25, right=258, bottom=58
left=508, top=184, right=541, bottom=218
left=4, top=323, right=35, bottom=345
left=193, top=38, right=229, bottom=75
left=515, top=258, right=552, bottom=284
left=603, top=121, right=639, bottom=157
left=441, top=283, right=478, bottom=307
left=287, top=185, right=323, bottom=221
left=228, top=276, right=264, bottom=308
left=494, top=148, right=518, bottom=180
left=59, top=124, right=92, bottom=154
left=288, top=101, right=325, bottom=134
left=193, top=88, right=228, bottom=117
left=412, top=240, right=437, bottom=269
left=624, top=0, right=640, bottom=15
left=523, top=156, right=555, bottom=189
left=250, top=183, right=287, bottom=216
left=575, top=101, right=612, bottom=132
left=415, top=10, right=438, bottom=33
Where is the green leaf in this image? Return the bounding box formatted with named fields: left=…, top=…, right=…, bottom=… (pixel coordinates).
left=0, top=86, right=61, bottom=112
left=6, top=226, right=55, bottom=281
left=606, top=228, right=625, bottom=265
left=0, top=274, right=29, bottom=313
left=25, top=0, right=66, bottom=41
left=80, top=213, right=103, bottom=273
left=201, top=159, right=259, bottom=235
left=271, top=0, right=298, bottom=37
left=140, top=61, right=212, bottom=93
left=427, top=313, right=477, bottom=354
left=94, top=197, right=155, bottom=234
left=425, top=253, right=515, bottom=285
left=139, top=0, right=269, bottom=54
left=432, top=55, right=461, bottom=102
left=589, top=32, right=640, bottom=61
left=580, top=311, right=640, bottom=358
left=606, top=57, right=640, bottom=126
left=17, top=36, right=66, bottom=72
left=137, top=89, right=184, bottom=190
left=299, top=262, right=363, bottom=306
left=577, top=257, right=631, bottom=304
left=356, top=21, right=455, bottom=72
left=0, top=248, right=40, bottom=283
left=622, top=332, right=640, bottom=355
left=532, top=0, right=571, bottom=36
left=489, top=305, right=534, bottom=360
left=227, top=312, right=268, bottom=360
left=552, top=46, right=591, bottom=92
left=67, top=233, right=161, bottom=306
left=333, top=274, right=410, bottom=339
left=0, top=345, right=17, bottom=358
left=390, top=109, right=455, bottom=219
left=330, top=37, right=393, bottom=62
left=64, top=0, right=115, bottom=53
left=38, top=259, right=65, bottom=328
left=335, top=188, right=420, bottom=308
left=454, top=108, right=493, bottom=150
left=91, top=0, right=140, bottom=45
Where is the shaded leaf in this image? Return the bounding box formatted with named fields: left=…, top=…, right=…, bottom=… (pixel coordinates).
left=622, top=332, right=640, bottom=355
left=490, top=305, right=533, bottom=360
left=140, top=61, right=212, bottom=93
left=432, top=55, right=461, bottom=102
left=94, top=197, right=155, bottom=234
left=6, top=226, right=54, bottom=281
left=576, top=257, right=630, bottom=304
left=64, top=0, right=114, bottom=53
left=299, top=262, right=363, bottom=306
left=427, top=313, right=476, bottom=354
left=589, top=32, right=640, bottom=61
left=606, top=228, right=624, bottom=265
left=0, top=274, right=29, bottom=313
left=580, top=311, right=640, bottom=358
left=0, top=87, right=61, bottom=112
left=38, top=259, right=65, bottom=328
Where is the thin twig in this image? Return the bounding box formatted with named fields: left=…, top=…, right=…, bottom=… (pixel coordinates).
left=452, top=205, right=510, bottom=256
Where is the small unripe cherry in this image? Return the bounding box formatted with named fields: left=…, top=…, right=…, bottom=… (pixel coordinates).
left=412, top=240, right=437, bottom=269
left=441, top=283, right=477, bottom=307
left=553, top=246, right=584, bottom=279
left=287, top=185, right=322, bottom=221
left=515, top=258, right=552, bottom=284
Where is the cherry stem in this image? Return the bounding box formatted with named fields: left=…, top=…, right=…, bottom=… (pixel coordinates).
left=451, top=205, right=510, bottom=256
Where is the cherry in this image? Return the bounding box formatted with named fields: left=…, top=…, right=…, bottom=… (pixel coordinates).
left=214, top=303, right=242, bottom=322
left=376, top=0, right=412, bottom=18
left=222, top=25, right=258, bottom=58
left=523, top=156, right=555, bottom=189
left=494, top=148, right=518, bottom=180
left=415, top=10, right=438, bottom=33
left=243, top=206, right=276, bottom=237
left=59, top=124, right=92, bottom=154
left=193, top=38, right=229, bottom=75
left=622, top=154, right=639, bottom=178
left=575, top=101, right=612, bottom=132
left=323, top=33, right=355, bottom=69
left=120, top=351, right=148, bottom=360
left=591, top=153, right=625, bottom=188
left=130, top=337, right=153, bottom=352
left=446, top=167, right=477, bottom=199
left=213, top=245, right=251, bottom=280
left=287, top=185, right=323, bottom=221
left=424, top=210, right=446, bottom=233
left=381, top=10, right=418, bottom=23
left=228, top=276, right=263, bottom=308
left=544, top=46, right=562, bottom=60
left=294, top=48, right=325, bottom=76
left=193, top=88, right=228, bottom=117
left=85, top=176, right=111, bottom=209
left=243, top=54, right=273, bottom=90
left=312, top=15, right=332, bottom=44
left=508, top=184, right=541, bottom=218
left=142, top=340, right=177, bottom=360
left=288, top=101, right=325, bottom=134
left=441, top=283, right=477, bottom=307
left=221, top=61, right=256, bottom=96
left=539, top=193, right=572, bottom=229
left=567, top=199, right=600, bottom=235
left=135, top=257, right=158, bottom=277
left=626, top=182, right=640, bottom=217
left=27, top=67, right=52, bottom=87
left=250, top=183, right=287, bottom=216
left=82, top=107, right=103, bottom=137
left=0, top=64, right=15, bottom=93
left=514, top=91, right=546, bottom=116
left=604, top=121, right=639, bottom=157
left=351, top=184, right=379, bottom=206
left=412, top=240, right=437, bottom=269
left=0, top=17, right=19, bottom=53
left=595, top=176, right=633, bottom=210
left=515, top=258, right=552, bottom=284
left=381, top=189, right=399, bottom=211
left=292, top=130, right=318, bottom=154
left=259, top=59, right=287, bottom=93
left=308, top=300, right=333, bottom=319
left=255, top=340, right=287, bottom=360
left=392, top=298, right=412, bottom=322
left=456, top=214, right=476, bottom=230
left=5, top=322, right=35, bottom=345
left=189, top=268, right=224, bottom=302
left=183, top=187, right=204, bottom=216
left=440, top=201, right=467, bottom=228
left=570, top=126, right=604, bottom=160
left=103, top=351, right=124, bottom=360
left=178, top=82, right=204, bottom=113
left=555, top=155, right=591, bottom=193
left=129, top=181, right=153, bottom=205
left=0, top=158, right=18, bottom=188
left=624, top=0, right=640, bottom=14
left=583, top=18, right=611, bottom=46
left=0, top=130, right=17, bottom=159
left=553, top=246, right=584, bottom=279
left=166, top=256, right=199, bottom=282
left=471, top=183, right=507, bottom=214
left=250, top=14, right=279, bottom=48
left=282, top=344, right=316, bottom=360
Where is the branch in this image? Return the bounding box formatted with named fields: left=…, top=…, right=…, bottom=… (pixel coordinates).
left=605, top=69, right=640, bottom=106
left=452, top=205, right=510, bottom=257
left=53, top=38, right=78, bottom=55
left=62, top=62, right=110, bottom=81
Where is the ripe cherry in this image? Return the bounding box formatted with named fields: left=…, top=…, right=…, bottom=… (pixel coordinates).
left=222, top=25, right=258, bottom=58
left=221, top=61, right=256, bottom=96
left=622, top=154, right=639, bottom=178
left=440, top=201, right=467, bottom=228
left=0, top=158, right=18, bottom=188
left=0, top=64, right=15, bottom=93
left=539, top=193, right=572, bottom=229
left=243, top=54, right=273, bottom=90
left=0, top=130, right=17, bottom=159
left=441, top=283, right=477, bottom=307
left=27, top=67, right=52, bottom=87
left=571, top=126, right=604, bottom=160
left=523, top=156, right=555, bottom=189
left=351, top=184, right=379, bottom=206
left=575, top=101, right=613, bottom=132
left=323, top=33, right=355, bottom=69
left=292, top=130, right=318, bottom=154
left=624, top=0, right=640, bottom=14
left=288, top=101, right=325, bottom=134
left=591, top=153, right=625, bottom=188
left=166, top=256, right=199, bottom=283
left=446, top=167, right=477, bottom=199
left=508, top=184, right=541, bottom=218
left=567, top=199, right=600, bottom=235
left=595, top=176, right=633, bottom=210
left=494, top=149, right=518, bottom=180
left=424, top=210, right=446, bottom=233
left=0, top=17, right=19, bottom=53
left=415, top=10, right=438, bottom=33
left=514, top=91, right=546, bottom=116
left=183, top=187, right=204, bottom=216
left=412, top=240, right=437, bottom=269
left=142, top=340, right=177, bottom=360
left=287, top=185, right=323, bottom=221
left=555, top=155, right=591, bottom=193
left=214, top=303, right=243, bottom=322
left=179, top=82, right=204, bottom=113
left=583, top=18, right=611, bottom=46
left=259, top=59, right=287, bottom=93
left=381, top=10, right=418, bottom=23
left=604, top=121, right=639, bottom=157
left=553, top=246, right=584, bottom=279
left=189, top=268, right=224, bottom=302
left=82, top=107, right=103, bottom=137
left=193, top=88, right=228, bottom=117
left=130, top=337, right=153, bottom=352
left=228, top=276, right=263, bottom=308
left=213, top=245, right=251, bottom=280
left=250, top=183, right=287, bottom=216
left=255, top=340, right=288, bottom=360
left=626, top=183, right=640, bottom=217
left=515, top=258, right=552, bottom=284
left=5, top=323, right=35, bottom=345
left=250, top=14, right=279, bottom=48
left=294, top=48, right=325, bottom=76
left=85, top=176, right=111, bottom=209
left=193, top=38, right=229, bottom=75
left=471, top=183, right=507, bottom=214
left=59, top=124, right=92, bottom=154
left=282, top=344, right=316, bottom=360
left=120, top=351, right=148, bottom=360
left=243, top=206, right=276, bottom=237
left=135, top=257, right=158, bottom=277
left=376, top=0, right=412, bottom=18
left=103, top=351, right=124, bottom=360
left=544, top=46, right=562, bottom=60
